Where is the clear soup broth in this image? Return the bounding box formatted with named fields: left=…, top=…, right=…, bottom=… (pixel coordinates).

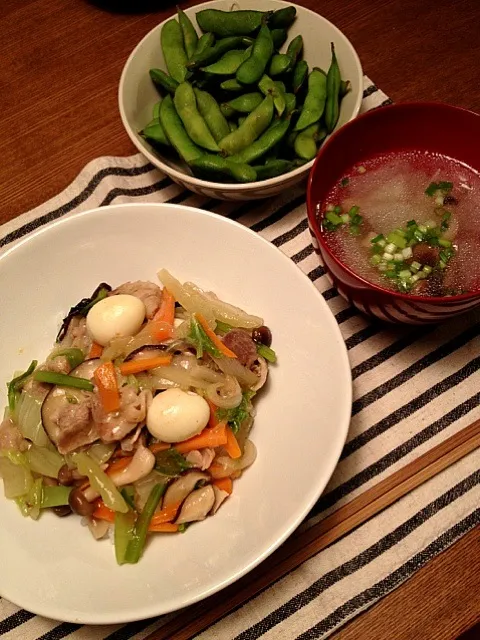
left=320, top=151, right=480, bottom=296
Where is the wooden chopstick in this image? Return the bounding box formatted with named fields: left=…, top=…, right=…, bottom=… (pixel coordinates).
left=145, top=418, right=480, bottom=640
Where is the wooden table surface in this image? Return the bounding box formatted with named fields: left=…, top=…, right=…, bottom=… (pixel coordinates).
left=1, top=0, right=479, bottom=636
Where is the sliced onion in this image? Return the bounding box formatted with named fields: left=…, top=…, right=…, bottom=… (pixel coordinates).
left=211, top=356, right=258, bottom=387
left=185, top=283, right=263, bottom=329
left=149, top=365, right=211, bottom=390
left=210, top=440, right=257, bottom=479
left=157, top=269, right=216, bottom=327
left=205, top=376, right=242, bottom=409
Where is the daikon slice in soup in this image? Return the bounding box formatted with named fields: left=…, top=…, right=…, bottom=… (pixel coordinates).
left=320, top=150, right=480, bottom=296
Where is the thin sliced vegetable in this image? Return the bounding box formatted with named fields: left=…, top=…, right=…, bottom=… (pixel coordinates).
left=213, top=477, right=233, bottom=494
left=14, top=392, right=50, bottom=447
left=0, top=453, right=33, bottom=498
left=7, top=360, right=37, bottom=412
left=153, top=288, right=176, bottom=327
left=26, top=446, right=64, bottom=478
left=225, top=426, right=242, bottom=459
left=71, top=452, right=128, bottom=513
left=118, top=355, right=172, bottom=376
left=115, top=510, right=136, bottom=565
left=40, top=485, right=72, bottom=508
left=50, top=348, right=84, bottom=369
left=124, top=483, right=166, bottom=564
left=149, top=442, right=172, bottom=454
left=94, top=362, right=120, bottom=412
left=33, top=370, right=94, bottom=391
left=256, top=343, right=277, bottom=363
left=93, top=500, right=115, bottom=523
left=89, top=342, right=104, bottom=358
left=149, top=522, right=179, bottom=533
left=195, top=313, right=237, bottom=358
left=175, top=422, right=227, bottom=454
left=106, top=456, right=134, bottom=476
left=149, top=500, right=181, bottom=526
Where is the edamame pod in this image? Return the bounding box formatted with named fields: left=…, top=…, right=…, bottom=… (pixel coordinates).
left=269, top=34, right=303, bottom=76
left=253, top=158, right=296, bottom=180
left=202, top=48, right=251, bottom=75
left=220, top=78, right=244, bottom=92
left=224, top=92, right=264, bottom=113
left=178, top=8, right=198, bottom=60
left=188, top=36, right=252, bottom=69
left=228, top=120, right=238, bottom=132
left=161, top=19, right=188, bottom=83
left=221, top=103, right=235, bottom=119
left=270, top=28, right=288, bottom=50
left=294, top=123, right=327, bottom=160
left=140, top=118, right=171, bottom=147
left=193, top=32, right=215, bottom=58
left=229, top=118, right=290, bottom=164
left=236, top=26, right=274, bottom=85
left=259, top=74, right=286, bottom=116
left=340, top=79, right=351, bottom=98
left=190, top=155, right=257, bottom=183
left=325, top=43, right=341, bottom=132
left=284, top=92, right=296, bottom=115
left=194, top=88, right=230, bottom=142
left=159, top=95, right=203, bottom=163
left=196, top=9, right=269, bottom=37
left=174, top=82, right=220, bottom=152
left=219, top=95, right=274, bottom=155
left=152, top=101, right=162, bottom=119
left=269, top=6, right=297, bottom=29
left=294, top=68, right=327, bottom=131
left=292, top=59, right=308, bottom=94
left=149, top=68, right=179, bottom=95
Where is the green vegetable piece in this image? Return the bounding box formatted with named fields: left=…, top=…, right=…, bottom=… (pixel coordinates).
left=7, top=360, right=37, bottom=412
left=153, top=101, right=161, bottom=120
left=160, top=19, right=188, bottom=84
left=115, top=509, right=136, bottom=565
left=194, top=88, right=230, bottom=142
left=228, top=120, right=238, bottom=132
left=269, top=34, right=303, bottom=76
left=72, top=452, right=128, bottom=513
left=190, top=155, right=257, bottom=183
left=121, top=486, right=136, bottom=510
left=188, top=36, right=251, bottom=69
left=294, top=123, right=327, bottom=160
left=259, top=74, right=286, bottom=116
left=195, top=9, right=268, bottom=37
left=292, top=59, right=308, bottom=94
left=159, top=94, right=203, bottom=163
left=40, top=485, right=72, bottom=508
left=26, top=446, right=64, bottom=478
left=257, top=343, right=277, bottom=363
left=219, top=95, right=274, bottom=155
left=325, top=43, right=341, bottom=133
left=215, top=320, right=233, bottom=333
left=124, top=483, right=166, bottom=564
left=188, top=315, right=222, bottom=358
left=33, top=370, right=94, bottom=391
left=141, top=118, right=171, bottom=147
left=270, top=28, right=288, bottom=50
left=269, top=6, right=297, bottom=29
left=193, top=32, right=215, bottom=58
left=284, top=92, right=296, bottom=114
left=220, top=78, right=244, bottom=92
left=0, top=452, right=33, bottom=499
left=294, top=68, right=327, bottom=131
left=177, top=8, right=198, bottom=59
left=216, top=391, right=254, bottom=433
left=221, top=103, right=235, bottom=119
left=149, top=68, right=179, bottom=95
left=154, top=448, right=192, bottom=476
left=274, top=80, right=286, bottom=93
left=174, top=82, right=220, bottom=151
left=201, top=47, right=251, bottom=75
left=425, top=181, right=453, bottom=196
left=230, top=118, right=290, bottom=165
left=237, top=116, right=246, bottom=126
left=224, top=92, right=264, bottom=113
left=236, top=26, right=274, bottom=85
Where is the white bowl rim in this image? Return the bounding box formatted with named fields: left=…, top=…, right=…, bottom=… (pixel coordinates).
left=0, top=202, right=353, bottom=623
left=118, top=0, right=363, bottom=193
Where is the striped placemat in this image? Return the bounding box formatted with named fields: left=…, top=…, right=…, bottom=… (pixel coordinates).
left=1, top=77, right=479, bottom=640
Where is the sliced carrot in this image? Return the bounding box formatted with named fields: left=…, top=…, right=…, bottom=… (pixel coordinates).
left=106, top=456, right=133, bottom=476
left=213, top=477, right=233, bottom=494
left=94, top=362, right=120, bottom=412
left=118, top=355, right=172, bottom=376
left=175, top=422, right=227, bottom=454
left=93, top=501, right=115, bottom=523
left=148, top=320, right=174, bottom=342
left=89, top=342, right=104, bottom=358
left=154, top=288, right=176, bottom=327
left=207, top=399, right=220, bottom=428
left=224, top=426, right=242, bottom=459
left=149, top=500, right=181, bottom=526
left=195, top=313, right=237, bottom=359
left=149, top=523, right=179, bottom=533
left=149, top=442, right=172, bottom=454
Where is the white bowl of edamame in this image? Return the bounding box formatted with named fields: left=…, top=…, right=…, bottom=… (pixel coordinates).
left=119, top=0, right=363, bottom=201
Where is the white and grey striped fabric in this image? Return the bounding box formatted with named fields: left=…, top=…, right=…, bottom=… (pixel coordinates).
left=1, top=78, right=479, bottom=640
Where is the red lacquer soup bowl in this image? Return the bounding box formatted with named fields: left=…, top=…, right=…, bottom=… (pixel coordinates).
left=306, top=102, right=480, bottom=324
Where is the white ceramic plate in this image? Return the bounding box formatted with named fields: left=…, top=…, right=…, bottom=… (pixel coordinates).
left=0, top=204, right=351, bottom=624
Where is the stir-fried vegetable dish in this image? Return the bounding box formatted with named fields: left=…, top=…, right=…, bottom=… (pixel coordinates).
left=0, top=270, right=275, bottom=564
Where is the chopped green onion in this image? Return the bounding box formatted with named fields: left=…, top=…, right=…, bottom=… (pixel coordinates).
left=402, top=247, right=413, bottom=259
left=325, top=211, right=343, bottom=225
left=7, top=361, right=37, bottom=413
left=371, top=234, right=384, bottom=244
left=256, top=343, right=277, bottom=363
left=393, top=253, right=404, bottom=262
left=422, top=265, right=433, bottom=275
left=410, top=261, right=422, bottom=272
left=124, top=483, right=166, bottom=564
left=438, top=238, right=452, bottom=248
left=115, top=510, right=136, bottom=565
left=33, top=370, right=94, bottom=391
left=340, top=214, right=350, bottom=223
left=383, top=252, right=394, bottom=261
left=333, top=205, right=342, bottom=214
left=398, top=269, right=412, bottom=279
left=425, top=181, right=453, bottom=196
left=370, top=255, right=382, bottom=266
left=50, top=348, right=84, bottom=369
left=340, top=177, right=349, bottom=187
left=215, top=320, right=233, bottom=334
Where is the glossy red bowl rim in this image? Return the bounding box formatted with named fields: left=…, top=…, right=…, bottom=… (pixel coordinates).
left=306, top=101, right=480, bottom=304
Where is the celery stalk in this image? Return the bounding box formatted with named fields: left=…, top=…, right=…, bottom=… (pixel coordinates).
left=124, top=484, right=165, bottom=564
left=40, top=485, right=72, bottom=508
left=71, top=452, right=128, bottom=513
left=115, top=510, right=136, bottom=565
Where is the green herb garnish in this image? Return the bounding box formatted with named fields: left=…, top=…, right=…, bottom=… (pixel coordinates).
left=7, top=360, right=37, bottom=412
left=216, top=391, right=254, bottom=434
left=425, top=181, right=453, bottom=197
